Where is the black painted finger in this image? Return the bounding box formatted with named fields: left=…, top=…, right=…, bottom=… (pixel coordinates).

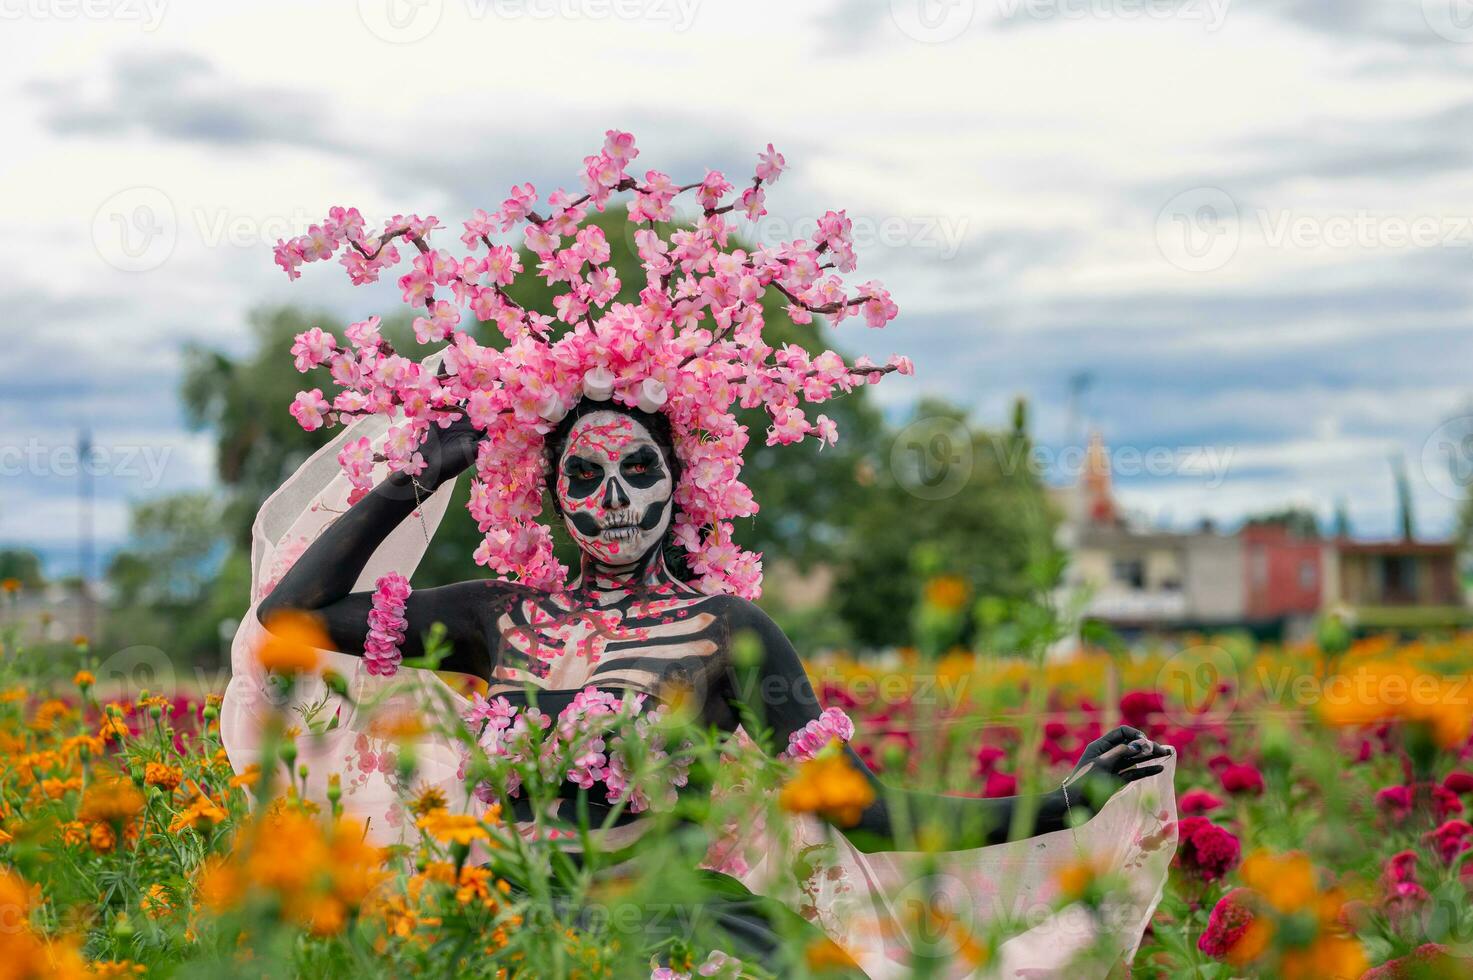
left=1119, top=765, right=1165, bottom=782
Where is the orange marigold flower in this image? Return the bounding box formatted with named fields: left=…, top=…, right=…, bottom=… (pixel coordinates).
left=98, top=715, right=130, bottom=742
left=60, top=821, right=88, bottom=847
left=196, top=855, right=243, bottom=914
left=0, top=578, right=20, bottom=594
left=922, top=575, right=969, bottom=612
left=144, top=763, right=183, bottom=792
left=79, top=777, right=144, bottom=825
left=169, top=796, right=227, bottom=833
left=140, top=883, right=173, bottom=920
left=257, top=611, right=330, bottom=675
left=1240, top=851, right=1318, bottom=914
left=86, top=961, right=146, bottom=977
left=779, top=750, right=875, bottom=827
left=72, top=670, right=95, bottom=690
left=89, top=822, right=117, bottom=854
left=228, top=765, right=261, bottom=790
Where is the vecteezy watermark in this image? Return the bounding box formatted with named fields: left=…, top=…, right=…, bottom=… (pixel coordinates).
left=891, top=417, right=976, bottom=501
left=1157, top=186, right=1473, bottom=273
left=1423, top=0, right=1473, bottom=43
left=748, top=212, right=971, bottom=261
left=1001, top=439, right=1237, bottom=489
left=1420, top=415, right=1473, bottom=501
left=0, top=0, right=166, bottom=30
left=92, top=190, right=362, bottom=272
left=92, top=186, right=178, bottom=273
left=357, top=0, right=698, bottom=42
left=0, top=439, right=172, bottom=489
left=993, top=0, right=1231, bottom=31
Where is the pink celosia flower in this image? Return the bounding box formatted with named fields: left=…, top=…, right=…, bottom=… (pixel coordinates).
left=1179, top=788, right=1225, bottom=814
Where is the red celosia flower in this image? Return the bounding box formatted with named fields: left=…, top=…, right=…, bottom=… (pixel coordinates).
left=1424, top=820, right=1473, bottom=866
left=1377, top=784, right=1463, bottom=823
left=1445, top=771, right=1473, bottom=795
left=1383, top=849, right=1420, bottom=886
left=1174, top=816, right=1241, bottom=881
left=1179, top=789, right=1225, bottom=814
left=1218, top=763, right=1264, bottom=796
left=1197, top=888, right=1258, bottom=959
left=1119, top=691, right=1165, bottom=729
left=974, top=745, right=1007, bottom=776
left=982, top=771, right=1017, bottom=798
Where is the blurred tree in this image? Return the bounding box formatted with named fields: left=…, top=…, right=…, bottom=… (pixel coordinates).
left=105, top=492, right=234, bottom=657
left=833, top=397, right=1059, bottom=650
left=0, top=549, right=44, bottom=588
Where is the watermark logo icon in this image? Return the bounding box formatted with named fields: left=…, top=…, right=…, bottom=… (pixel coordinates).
left=1156, top=187, right=1240, bottom=273
left=1424, top=0, right=1473, bottom=42
left=1421, top=415, right=1473, bottom=501
left=891, top=417, right=974, bottom=500
left=891, top=0, right=975, bottom=43
left=359, top=0, right=444, bottom=42
left=92, top=187, right=177, bottom=272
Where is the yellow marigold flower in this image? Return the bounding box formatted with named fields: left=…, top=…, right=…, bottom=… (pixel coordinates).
left=257, top=611, right=330, bottom=675
left=72, top=670, right=95, bottom=690
left=1240, top=851, right=1319, bottom=915
left=140, top=883, right=173, bottom=920
left=779, top=750, right=875, bottom=827
left=409, top=786, right=448, bottom=818
left=417, top=811, right=490, bottom=846
left=169, top=796, right=227, bottom=833
left=144, top=763, right=183, bottom=793
left=205, top=692, right=223, bottom=708
left=79, top=777, right=145, bottom=825
left=89, top=822, right=117, bottom=854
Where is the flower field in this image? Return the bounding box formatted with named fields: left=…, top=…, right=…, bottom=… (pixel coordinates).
left=3, top=617, right=1473, bottom=978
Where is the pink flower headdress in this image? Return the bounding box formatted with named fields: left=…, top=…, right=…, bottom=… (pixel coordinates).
left=277, top=131, right=910, bottom=598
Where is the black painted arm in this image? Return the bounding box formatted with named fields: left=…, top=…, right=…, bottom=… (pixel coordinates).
left=723, top=600, right=1167, bottom=852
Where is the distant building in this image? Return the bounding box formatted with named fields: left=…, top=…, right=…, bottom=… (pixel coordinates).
left=1324, top=539, right=1469, bottom=630
left=1053, top=431, right=1468, bottom=639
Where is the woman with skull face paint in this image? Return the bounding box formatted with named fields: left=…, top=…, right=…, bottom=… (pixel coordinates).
left=256, top=397, right=1173, bottom=972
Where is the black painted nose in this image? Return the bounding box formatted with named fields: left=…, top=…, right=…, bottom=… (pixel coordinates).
left=602, top=477, right=630, bottom=510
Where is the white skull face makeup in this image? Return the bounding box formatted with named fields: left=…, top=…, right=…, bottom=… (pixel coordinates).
left=555, top=410, right=674, bottom=566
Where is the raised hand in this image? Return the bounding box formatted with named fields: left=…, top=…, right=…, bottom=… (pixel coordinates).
left=414, top=415, right=487, bottom=490
left=1069, top=726, right=1172, bottom=794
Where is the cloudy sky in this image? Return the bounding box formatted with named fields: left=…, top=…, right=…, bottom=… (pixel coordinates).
left=4, top=0, right=1473, bottom=574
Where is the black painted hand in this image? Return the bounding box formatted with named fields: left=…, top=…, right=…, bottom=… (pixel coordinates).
left=1070, top=726, right=1172, bottom=792
left=415, top=415, right=487, bottom=490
